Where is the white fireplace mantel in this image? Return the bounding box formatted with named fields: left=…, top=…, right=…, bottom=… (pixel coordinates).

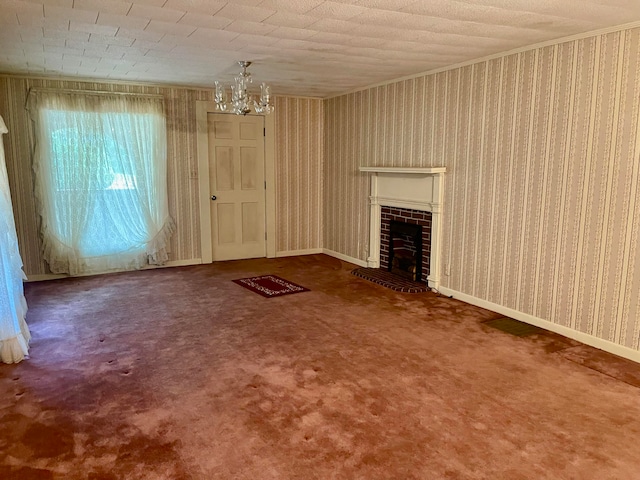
left=359, top=166, right=446, bottom=290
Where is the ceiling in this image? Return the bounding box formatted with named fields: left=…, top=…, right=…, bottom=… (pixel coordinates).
left=1, top=0, right=640, bottom=98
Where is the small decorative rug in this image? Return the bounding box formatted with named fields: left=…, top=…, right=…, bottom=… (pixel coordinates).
left=232, top=275, right=310, bottom=298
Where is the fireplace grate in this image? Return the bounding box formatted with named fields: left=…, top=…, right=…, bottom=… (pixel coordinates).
left=389, top=220, right=422, bottom=282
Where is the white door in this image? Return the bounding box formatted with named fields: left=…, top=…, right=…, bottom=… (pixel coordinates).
left=207, top=113, right=266, bottom=261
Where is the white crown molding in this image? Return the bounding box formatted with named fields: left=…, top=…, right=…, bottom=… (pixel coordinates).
left=0, top=72, right=324, bottom=100
left=330, top=20, right=640, bottom=99
left=3, top=22, right=640, bottom=101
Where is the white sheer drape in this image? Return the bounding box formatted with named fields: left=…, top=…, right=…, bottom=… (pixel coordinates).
left=28, top=90, right=174, bottom=275
left=0, top=114, right=30, bottom=364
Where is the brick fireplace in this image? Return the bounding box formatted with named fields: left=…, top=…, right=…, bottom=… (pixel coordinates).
left=380, top=207, right=432, bottom=283
left=359, top=166, right=446, bottom=290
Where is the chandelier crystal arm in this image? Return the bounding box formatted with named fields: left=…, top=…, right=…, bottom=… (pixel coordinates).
left=254, top=83, right=272, bottom=114
left=214, top=81, right=228, bottom=111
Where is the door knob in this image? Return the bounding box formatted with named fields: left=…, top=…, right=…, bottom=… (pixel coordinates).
left=211, top=195, right=217, bottom=201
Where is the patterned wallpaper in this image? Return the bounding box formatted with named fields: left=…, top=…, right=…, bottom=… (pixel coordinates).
left=0, top=76, right=323, bottom=276
left=274, top=96, right=323, bottom=253
left=324, top=26, right=640, bottom=351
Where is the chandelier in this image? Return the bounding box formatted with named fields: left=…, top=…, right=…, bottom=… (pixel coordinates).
left=214, top=61, right=273, bottom=116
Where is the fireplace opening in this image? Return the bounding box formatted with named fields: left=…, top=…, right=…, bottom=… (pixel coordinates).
left=389, top=221, right=422, bottom=281
left=379, top=206, right=431, bottom=284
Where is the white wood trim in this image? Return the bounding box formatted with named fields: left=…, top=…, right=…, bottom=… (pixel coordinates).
left=360, top=166, right=447, bottom=174
left=25, top=258, right=204, bottom=282
left=4, top=21, right=639, bottom=102
left=26, top=273, right=68, bottom=282
left=361, top=169, right=446, bottom=289
left=0, top=74, right=322, bottom=100
left=143, top=259, right=203, bottom=269
left=427, top=213, right=442, bottom=288
left=322, top=249, right=368, bottom=268
left=196, top=101, right=276, bottom=263
left=264, top=112, right=277, bottom=259
left=367, top=173, right=381, bottom=268
left=196, top=101, right=213, bottom=264
left=375, top=197, right=440, bottom=213
left=331, top=21, right=640, bottom=99
left=438, top=287, right=640, bottom=365
left=276, top=248, right=323, bottom=258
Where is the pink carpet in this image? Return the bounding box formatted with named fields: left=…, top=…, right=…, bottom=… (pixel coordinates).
left=2, top=254, right=640, bottom=479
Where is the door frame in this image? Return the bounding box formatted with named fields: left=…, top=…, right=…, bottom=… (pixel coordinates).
left=196, top=101, right=276, bottom=263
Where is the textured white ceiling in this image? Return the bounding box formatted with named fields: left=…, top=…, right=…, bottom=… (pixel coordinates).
left=1, top=0, right=639, bottom=97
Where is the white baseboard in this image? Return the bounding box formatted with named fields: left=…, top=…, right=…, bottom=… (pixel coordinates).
left=322, top=249, right=368, bottom=267
left=275, top=248, right=323, bottom=258
left=438, top=286, right=640, bottom=364
left=25, top=258, right=203, bottom=282
left=26, top=273, right=68, bottom=282
left=144, top=258, right=203, bottom=269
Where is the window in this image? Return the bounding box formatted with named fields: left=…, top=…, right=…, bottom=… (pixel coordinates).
left=28, top=89, right=174, bottom=275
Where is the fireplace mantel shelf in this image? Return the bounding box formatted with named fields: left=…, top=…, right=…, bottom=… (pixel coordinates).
left=360, top=166, right=446, bottom=174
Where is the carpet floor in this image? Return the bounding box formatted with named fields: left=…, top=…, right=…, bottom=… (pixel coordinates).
left=2, top=254, right=640, bottom=479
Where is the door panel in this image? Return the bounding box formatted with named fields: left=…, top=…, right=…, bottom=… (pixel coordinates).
left=207, top=113, right=265, bottom=261
left=215, top=146, right=234, bottom=191
left=216, top=203, right=236, bottom=245
left=240, top=122, right=256, bottom=139
left=214, top=121, right=233, bottom=138
left=242, top=202, right=260, bottom=243
left=240, top=147, right=257, bottom=190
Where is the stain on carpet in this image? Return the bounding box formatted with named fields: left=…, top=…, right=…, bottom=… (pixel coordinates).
left=524, top=331, right=583, bottom=354
left=0, top=466, right=54, bottom=480
left=557, top=345, right=640, bottom=388
left=483, top=317, right=545, bottom=337
left=23, top=422, right=75, bottom=458
left=4, top=255, right=640, bottom=479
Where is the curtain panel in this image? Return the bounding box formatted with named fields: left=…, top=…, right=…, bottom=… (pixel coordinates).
left=27, top=90, right=174, bottom=275
left=0, top=114, right=30, bottom=364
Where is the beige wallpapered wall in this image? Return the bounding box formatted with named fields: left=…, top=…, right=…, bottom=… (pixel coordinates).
left=324, top=26, right=640, bottom=351
left=0, top=76, right=324, bottom=276
left=274, top=96, right=323, bottom=253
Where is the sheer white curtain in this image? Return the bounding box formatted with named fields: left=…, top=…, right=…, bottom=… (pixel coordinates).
left=28, top=90, right=174, bottom=275
left=0, top=114, right=30, bottom=364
